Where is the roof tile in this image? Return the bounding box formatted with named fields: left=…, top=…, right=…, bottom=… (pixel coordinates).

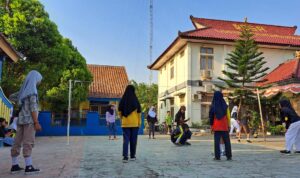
left=87, top=65, right=129, bottom=98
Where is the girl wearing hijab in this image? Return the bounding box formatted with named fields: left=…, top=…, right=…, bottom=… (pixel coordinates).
left=209, top=91, right=232, bottom=160
left=230, top=105, right=241, bottom=141
left=147, top=106, right=157, bottom=139
left=175, top=106, right=190, bottom=127
left=10, top=70, right=42, bottom=174
left=279, top=99, right=300, bottom=154
left=118, top=85, right=141, bottom=163
left=106, top=105, right=117, bottom=140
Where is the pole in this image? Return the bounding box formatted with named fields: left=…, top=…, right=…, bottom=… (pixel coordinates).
left=67, top=79, right=72, bottom=145
left=256, top=88, right=266, bottom=141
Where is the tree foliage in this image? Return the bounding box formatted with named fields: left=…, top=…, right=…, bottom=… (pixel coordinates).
left=218, top=22, right=269, bottom=106
left=0, top=0, right=92, bottom=111
left=131, top=80, right=158, bottom=112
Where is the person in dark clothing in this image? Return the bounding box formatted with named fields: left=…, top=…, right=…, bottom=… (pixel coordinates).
left=175, top=106, right=190, bottom=127
left=118, top=85, right=142, bottom=162
left=147, top=106, right=157, bottom=139
left=209, top=91, right=232, bottom=161
left=0, top=118, right=14, bottom=146
left=239, top=108, right=252, bottom=143
left=171, top=124, right=192, bottom=146
left=279, top=99, right=300, bottom=154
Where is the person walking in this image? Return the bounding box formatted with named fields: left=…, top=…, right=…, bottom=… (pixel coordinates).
left=10, top=70, right=42, bottom=174
left=147, top=106, right=157, bottom=139
left=118, top=85, right=141, bottom=163
left=230, top=105, right=241, bottom=142
left=279, top=99, right=300, bottom=154
left=239, top=108, right=252, bottom=143
left=106, top=105, right=117, bottom=140
left=209, top=91, right=232, bottom=161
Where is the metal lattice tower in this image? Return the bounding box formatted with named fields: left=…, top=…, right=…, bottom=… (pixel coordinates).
left=149, top=0, right=153, bottom=85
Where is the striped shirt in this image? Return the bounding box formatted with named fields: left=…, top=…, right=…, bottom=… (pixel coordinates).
left=18, top=95, right=38, bottom=125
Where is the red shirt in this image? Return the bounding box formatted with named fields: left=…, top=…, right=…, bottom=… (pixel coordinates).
left=212, top=115, right=229, bottom=131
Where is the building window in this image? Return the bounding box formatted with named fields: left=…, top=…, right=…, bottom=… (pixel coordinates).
left=170, top=59, right=174, bottom=79
left=200, top=47, right=214, bottom=70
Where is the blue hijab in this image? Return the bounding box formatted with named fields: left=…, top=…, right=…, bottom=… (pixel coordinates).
left=210, top=91, right=228, bottom=119
left=18, top=70, right=42, bottom=105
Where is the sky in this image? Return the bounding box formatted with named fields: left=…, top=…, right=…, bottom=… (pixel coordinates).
left=40, top=0, right=300, bottom=83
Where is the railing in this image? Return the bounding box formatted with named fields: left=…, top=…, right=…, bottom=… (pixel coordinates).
left=0, top=87, right=13, bottom=121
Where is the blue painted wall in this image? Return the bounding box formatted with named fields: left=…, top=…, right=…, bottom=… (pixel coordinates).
left=36, top=111, right=144, bottom=136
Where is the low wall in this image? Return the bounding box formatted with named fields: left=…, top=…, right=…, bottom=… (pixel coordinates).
left=37, top=111, right=144, bottom=136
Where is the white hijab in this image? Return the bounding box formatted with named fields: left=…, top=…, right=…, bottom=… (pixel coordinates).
left=148, top=106, right=156, bottom=118
left=18, top=70, right=42, bottom=105
left=231, top=106, right=238, bottom=116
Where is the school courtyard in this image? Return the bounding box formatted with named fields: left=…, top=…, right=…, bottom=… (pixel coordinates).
left=0, top=135, right=299, bottom=178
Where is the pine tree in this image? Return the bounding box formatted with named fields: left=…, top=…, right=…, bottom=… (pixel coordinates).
left=218, top=21, right=269, bottom=107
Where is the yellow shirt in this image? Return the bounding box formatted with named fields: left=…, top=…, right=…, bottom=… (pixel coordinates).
left=119, top=109, right=141, bottom=128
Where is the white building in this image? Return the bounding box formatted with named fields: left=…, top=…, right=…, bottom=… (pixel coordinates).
left=148, top=16, right=300, bottom=125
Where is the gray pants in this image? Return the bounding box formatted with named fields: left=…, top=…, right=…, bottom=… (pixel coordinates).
left=11, top=124, right=35, bottom=157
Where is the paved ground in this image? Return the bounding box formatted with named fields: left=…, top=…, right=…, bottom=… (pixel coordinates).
left=0, top=135, right=299, bottom=178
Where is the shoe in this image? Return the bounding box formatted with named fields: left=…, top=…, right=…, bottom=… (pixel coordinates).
left=213, top=158, right=221, bottom=161
left=247, top=140, right=252, bottom=143
left=152, top=137, right=156, bottom=139
left=227, top=157, right=232, bottom=161
left=185, top=142, right=191, bottom=146
left=130, top=156, right=136, bottom=161
left=10, top=165, right=24, bottom=174
left=122, top=157, right=129, bottom=163
left=295, top=151, right=300, bottom=154
left=25, top=165, right=40, bottom=175
left=280, top=150, right=291, bottom=154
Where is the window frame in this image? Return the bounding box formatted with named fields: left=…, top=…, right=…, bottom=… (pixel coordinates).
left=200, top=47, right=214, bottom=70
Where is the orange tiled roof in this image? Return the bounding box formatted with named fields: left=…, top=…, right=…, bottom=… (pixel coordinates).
left=87, top=65, right=129, bottom=98
left=256, top=58, right=300, bottom=86
left=180, top=17, right=300, bottom=47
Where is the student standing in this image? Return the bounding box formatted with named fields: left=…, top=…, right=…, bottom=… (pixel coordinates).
left=147, top=106, right=157, bottom=139
left=10, top=70, right=42, bottom=174
left=106, top=105, right=117, bottom=140
left=209, top=91, right=232, bottom=161
left=165, top=111, right=173, bottom=134
left=175, top=106, right=189, bottom=127
left=118, top=85, right=141, bottom=163
left=279, top=99, right=300, bottom=154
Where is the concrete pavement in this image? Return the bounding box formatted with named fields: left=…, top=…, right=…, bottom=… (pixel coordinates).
left=0, top=135, right=299, bottom=178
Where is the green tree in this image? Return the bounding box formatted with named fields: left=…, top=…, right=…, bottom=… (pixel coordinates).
left=131, top=80, right=158, bottom=112
left=0, top=0, right=92, bottom=111
left=218, top=21, right=269, bottom=109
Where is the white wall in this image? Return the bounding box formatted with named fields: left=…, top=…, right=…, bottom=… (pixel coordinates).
left=157, top=41, right=296, bottom=123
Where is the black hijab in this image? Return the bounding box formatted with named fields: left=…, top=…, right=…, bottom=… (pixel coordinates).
left=210, top=91, right=228, bottom=119
left=107, top=105, right=114, bottom=115
left=118, top=85, right=141, bottom=117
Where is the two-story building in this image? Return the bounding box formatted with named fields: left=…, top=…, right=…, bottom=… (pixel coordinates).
left=148, top=16, right=300, bottom=125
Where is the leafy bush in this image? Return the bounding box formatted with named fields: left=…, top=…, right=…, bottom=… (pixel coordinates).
left=267, top=125, right=285, bottom=135
left=191, top=122, right=201, bottom=129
